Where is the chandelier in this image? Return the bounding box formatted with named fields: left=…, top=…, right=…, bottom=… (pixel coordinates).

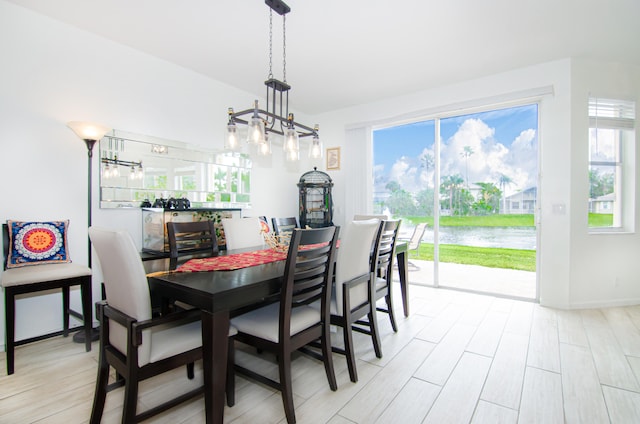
left=225, top=0, right=322, bottom=161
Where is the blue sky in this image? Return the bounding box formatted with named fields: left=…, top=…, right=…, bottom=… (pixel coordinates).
left=373, top=104, right=538, bottom=196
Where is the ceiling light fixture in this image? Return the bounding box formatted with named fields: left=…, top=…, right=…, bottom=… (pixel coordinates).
left=225, top=0, right=322, bottom=161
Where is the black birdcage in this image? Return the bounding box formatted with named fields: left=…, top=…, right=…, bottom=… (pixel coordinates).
left=298, top=167, right=334, bottom=228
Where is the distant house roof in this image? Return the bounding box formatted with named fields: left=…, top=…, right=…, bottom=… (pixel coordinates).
left=505, top=187, right=537, bottom=201
left=591, top=192, right=616, bottom=202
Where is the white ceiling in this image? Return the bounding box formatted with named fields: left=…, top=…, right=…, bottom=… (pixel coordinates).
left=7, top=0, right=640, bottom=115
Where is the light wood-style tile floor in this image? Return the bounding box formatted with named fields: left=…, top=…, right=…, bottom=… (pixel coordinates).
left=2, top=284, right=640, bottom=423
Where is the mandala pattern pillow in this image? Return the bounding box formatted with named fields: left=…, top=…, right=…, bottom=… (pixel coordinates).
left=259, top=216, right=271, bottom=234
left=6, top=220, right=71, bottom=268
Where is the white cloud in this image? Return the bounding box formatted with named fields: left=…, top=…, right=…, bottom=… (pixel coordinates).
left=382, top=118, right=537, bottom=197
left=389, top=157, right=419, bottom=192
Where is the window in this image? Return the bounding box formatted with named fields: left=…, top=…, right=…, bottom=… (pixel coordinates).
left=588, top=97, right=636, bottom=231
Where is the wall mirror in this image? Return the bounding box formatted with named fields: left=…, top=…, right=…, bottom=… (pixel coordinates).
left=99, top=130, right=252, bottom=209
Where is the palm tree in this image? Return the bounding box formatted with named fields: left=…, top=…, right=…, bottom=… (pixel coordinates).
left=441, top=174, right=465, bottom=213
left=476, top=182, right=502, bottom=213
left=498, top=173, right=514, bottom=213
left=460, top=146, right=474, bottom=188
left=420, top=153, right=434, bottom=188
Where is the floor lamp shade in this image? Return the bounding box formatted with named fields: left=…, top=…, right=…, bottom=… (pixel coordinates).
left=67, top=121, right=110, bottom=143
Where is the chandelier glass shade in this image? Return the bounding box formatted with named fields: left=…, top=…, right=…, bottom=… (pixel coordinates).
left=225, top=0, right=321, bottom=161
left=257, top=132, right=272, bottom=156
left=247, top=106, right=267, bottom=145
left=309, top=134, right=323, bottom=159
left=225, top=121, right=240, bottom=151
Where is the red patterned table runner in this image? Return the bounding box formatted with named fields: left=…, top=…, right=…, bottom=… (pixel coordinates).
left=176, top=248, right=288, bottom=272
left=175, top=240, right=336, bottom=273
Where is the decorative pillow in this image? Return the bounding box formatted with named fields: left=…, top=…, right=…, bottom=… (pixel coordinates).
left=6, top=220, right=71, bottom=269
left=259, top=216, right=271, bottom=233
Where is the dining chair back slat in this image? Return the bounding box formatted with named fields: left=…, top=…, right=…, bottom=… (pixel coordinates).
left=167, top=221, right=218, bottom=269
left=271, top=216, right=299, bottom=235
left=372, top=219, right=401, bottom=332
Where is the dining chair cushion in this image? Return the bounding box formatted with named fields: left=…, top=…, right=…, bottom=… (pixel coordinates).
left=6, top=220, right=71, bottom=268
left=149, top=320, right=202, bottom=363
left=221, top=217, right=265, bottom=250
left=231, top=302, right=320, bottom=343
left=148, top=322, right=237, bottom=363
left=333, top=219, right=380, bottom=316
left=0, top=262, right=91, bottom=287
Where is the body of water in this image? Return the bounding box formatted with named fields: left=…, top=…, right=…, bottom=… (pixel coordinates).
left=401, top=226, right=537, bottom=250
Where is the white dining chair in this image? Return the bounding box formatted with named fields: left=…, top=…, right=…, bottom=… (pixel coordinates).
left=221, top=217, right=265, bottom=250
left=88, top=227, right=236, bottom=423
left=328, top=218, right=381, bottom=382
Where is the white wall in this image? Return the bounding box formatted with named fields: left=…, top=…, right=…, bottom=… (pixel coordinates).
left=0, top=1, right=318, bottom=347
left=568, top=59, right=640, bottom=308
left=315, top=58, right=640, bottom=309
left=1, top=0, right=639, bottom=350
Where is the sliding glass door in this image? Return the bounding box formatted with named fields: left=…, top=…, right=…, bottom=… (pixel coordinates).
left=373, top=103, right=538, bottom=300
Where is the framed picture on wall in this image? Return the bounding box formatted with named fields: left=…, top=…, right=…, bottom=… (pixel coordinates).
left=326, top=147, right=340, bottom=170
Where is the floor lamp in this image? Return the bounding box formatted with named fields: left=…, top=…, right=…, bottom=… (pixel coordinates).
left=67, top=121, right=110, bottom=343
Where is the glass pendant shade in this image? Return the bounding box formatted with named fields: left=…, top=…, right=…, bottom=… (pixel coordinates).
left=225, top=123, right=240, bottom=151
left=283, top=127, right=299, bottom=153
left=285, top=148, right=299, bottom=162
left=257, top=134, right=272, bottom=156
left=247, top=116, right=266, bottom=145
left=309, top=135, right=323, bottom=159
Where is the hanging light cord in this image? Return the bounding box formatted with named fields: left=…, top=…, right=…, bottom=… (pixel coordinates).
left=282, top=14, right=287, bottom=83
left=267, top=9, right=287, bottom=83
left=268, top=9, right=273, bottom=80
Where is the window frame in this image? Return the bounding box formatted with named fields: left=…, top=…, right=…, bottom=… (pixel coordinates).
left=588, top=97, right=636, bottom=234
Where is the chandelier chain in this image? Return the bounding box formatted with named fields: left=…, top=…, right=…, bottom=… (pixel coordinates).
left=268, top=9, right=273, bottom=80
left=282, top=14, right=287, bottom=83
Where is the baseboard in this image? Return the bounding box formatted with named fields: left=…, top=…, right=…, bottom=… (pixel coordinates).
left=568, top=297, right=640, bottom=310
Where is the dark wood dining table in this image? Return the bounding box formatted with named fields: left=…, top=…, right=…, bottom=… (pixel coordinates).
left=145, top=241, right=409, bottom=424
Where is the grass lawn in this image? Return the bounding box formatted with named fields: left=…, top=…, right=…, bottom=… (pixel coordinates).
left=588, top=213, right=613, bottom=227
left=396, top=212, right=607, bottom=272
left=412, top=243, right=536, bottom=272
left=403, top=214, right=534, bottom=227
left=404, top=213, right=612, bottom=228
